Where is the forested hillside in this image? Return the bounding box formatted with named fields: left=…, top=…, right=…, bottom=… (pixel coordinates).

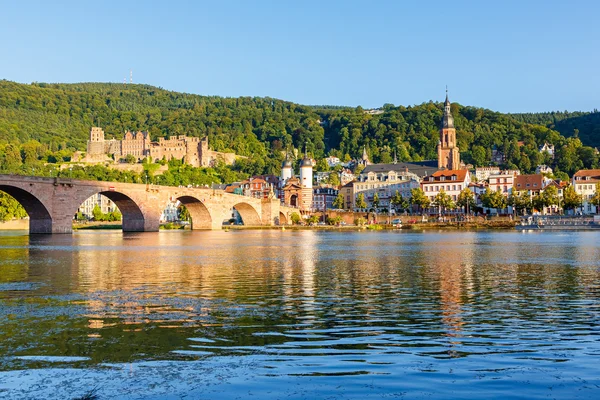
left=0, top=80, right=599, bottom=179
left=511, top=110, right=600, bottom=149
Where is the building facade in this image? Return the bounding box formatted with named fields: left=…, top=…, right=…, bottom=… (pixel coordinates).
left=421, top=170, right=471, bottom=203
left=313, top=187, right=339, bottom=211
left=488, top=170, right=519, bottom=196
left=573, top=169, right=600, bottom=214
left=353, top=167, right=421, bottom=211
left=85, top=127, right=238, bottom=167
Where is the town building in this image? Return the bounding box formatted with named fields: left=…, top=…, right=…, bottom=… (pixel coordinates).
left=475, top=166, right=500, bottom=182
left=240, top=177, right=273, bottom=199
left=340, top=168, right=356, bottom=186
left=437, top=92, right=461, bottom=170
left=77, top=193, right=117, bottom=220
left=313, top=187, right=339, bottom=211
left=514, top=174, right=548, bottom=197
left=85, top=127, right=238, bottom=167
left=421, top=169, right=471, bottom=203
left=539, top=143, right=555, bottom=158
left=488, top=170, right=519, bottom=196
left=572, top=169, right=600, bottom=214
left=160, top=201, right=179, bottom=222
left=535, top=165, right=553, bottom=175
left=353, top=165, right=421, bottom=211
left=339, top=182, right=354, bottom=210
left=325, top=156, right=341, bottom=168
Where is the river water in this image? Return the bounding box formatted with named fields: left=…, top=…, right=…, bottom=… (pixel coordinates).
left=0, top=230, right=599, bottom=399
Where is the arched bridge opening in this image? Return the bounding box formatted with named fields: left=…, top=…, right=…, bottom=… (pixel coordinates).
left=175, top=196, right=212, bottom=230
left=0, top=185, right=52, bottom=234
left=97, top=191, right=145, bottom=232
left=233, top=202, right=262, bottom=226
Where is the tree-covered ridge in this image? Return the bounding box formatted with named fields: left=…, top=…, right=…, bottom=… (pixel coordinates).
left=511, top=110, right=600, bottom=148
left=0, top=80, right=598, bottom=178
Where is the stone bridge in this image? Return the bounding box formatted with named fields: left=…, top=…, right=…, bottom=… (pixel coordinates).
left=0, top=174, right=299, bottom=234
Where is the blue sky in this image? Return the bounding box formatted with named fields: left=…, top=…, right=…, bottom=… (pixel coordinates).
left=1, top=0, right=599, bottom=112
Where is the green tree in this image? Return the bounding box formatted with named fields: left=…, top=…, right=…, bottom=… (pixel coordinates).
left=178, top=205, right=190, bottom=221
left=125, top=154, right=137, bottom=164
left=332, top=193, right=345, bottom=209
left=372, top=192, right=380, bottom=211
left=290, top=212, right=301, bottom=224
left=541, top=185, right=559, bottom=213
left=456, top=187, right=476, bottom=214
left=481, top=188, right=507, bottom=211
left=307, top=215, right=320, bottom=225
left=433, top=189, right=455, bottom=215
left=327, top=172, right=340, bottom=186
left=410, top=187, right=430, bottom=214
left=355, top=193, right=367, bottom=210
left=92, top=204, right=104, bottom=221
left=509, top=191, right=532, bottom=215
left=390, top=190, right=406, bottom=213
left=562, top=185, right=582, bottom=212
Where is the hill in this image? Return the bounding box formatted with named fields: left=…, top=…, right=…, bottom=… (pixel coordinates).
left=511, top=111, right=600, bottom=148
left=0, top=80, right=598, bottom=179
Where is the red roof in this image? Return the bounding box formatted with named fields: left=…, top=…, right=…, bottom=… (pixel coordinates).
left=423, top=169, right=469, bottom=183
left=514, top=174, right=543, bottom=190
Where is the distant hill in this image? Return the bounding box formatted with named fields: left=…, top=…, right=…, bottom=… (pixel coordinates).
left=511, top=111, right=600, bottom=148
left=0, top=80, right=598, bottom=176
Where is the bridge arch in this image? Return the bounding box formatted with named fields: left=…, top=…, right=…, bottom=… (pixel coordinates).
left=96, top=191, right=146, bottom=232
left=175, top=196, right=212, bottom=229
left=0, top=185, right=52, bottom=234
left=279, top=211, right=288, bottom=225
left=233, top=202, right=262, bottom=226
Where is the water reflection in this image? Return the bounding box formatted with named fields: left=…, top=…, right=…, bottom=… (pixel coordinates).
left=1, top=230, right=600, bottom=399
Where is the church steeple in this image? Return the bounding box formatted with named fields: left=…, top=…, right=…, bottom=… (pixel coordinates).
left=441, top=88, right=454, bottom=129
left=437, top=89, right=460, bottom=170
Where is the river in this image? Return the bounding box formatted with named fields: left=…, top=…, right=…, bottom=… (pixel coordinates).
left=0, top=230, right=599, bottom=399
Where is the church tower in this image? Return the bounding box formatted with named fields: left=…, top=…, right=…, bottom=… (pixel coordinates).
left=437, top=90, right=460, bottom=170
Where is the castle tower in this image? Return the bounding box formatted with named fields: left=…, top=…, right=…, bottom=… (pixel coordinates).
left=299, top=151, right=313, bottom=189
left=437, top=90, right=460, bottom=170
left=87, top=127, right=106, bottom=156
left=299, top=148, right=314, bottom=210
left=281, top=154, right=293, bottom=182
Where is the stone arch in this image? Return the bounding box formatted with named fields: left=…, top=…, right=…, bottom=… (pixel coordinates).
left=0, top=185, right=52, bottom=234
left=233, top=202, right=262, bottom=226
left=175, top=196, right=212, bottom=229
left=279, top=212, right=288, bottom=225
left=97, top=191, right=146, bottom=232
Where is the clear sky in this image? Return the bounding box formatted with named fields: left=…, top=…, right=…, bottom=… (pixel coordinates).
left=1, top=0, right=599, bottom=113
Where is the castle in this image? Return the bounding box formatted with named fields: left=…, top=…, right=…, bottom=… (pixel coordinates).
left=85, top=127, right=238, bottom=167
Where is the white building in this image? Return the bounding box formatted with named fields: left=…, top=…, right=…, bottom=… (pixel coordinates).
left=353, top=168, right=420, bottom=211
left=160, top=200, right=180, bottom=222
left=535, top=165, right=553, bottom=175
left=488, top=170, right=519, bottom=196
left=421, top=169, right=471, bottom=204
left=539, top=143, right=555, bottom=158
left=572, top=169, right=600, bottom=214
left=325, top=156, right=341, bottom=168
left=475, top=166, right=500, bottom=182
